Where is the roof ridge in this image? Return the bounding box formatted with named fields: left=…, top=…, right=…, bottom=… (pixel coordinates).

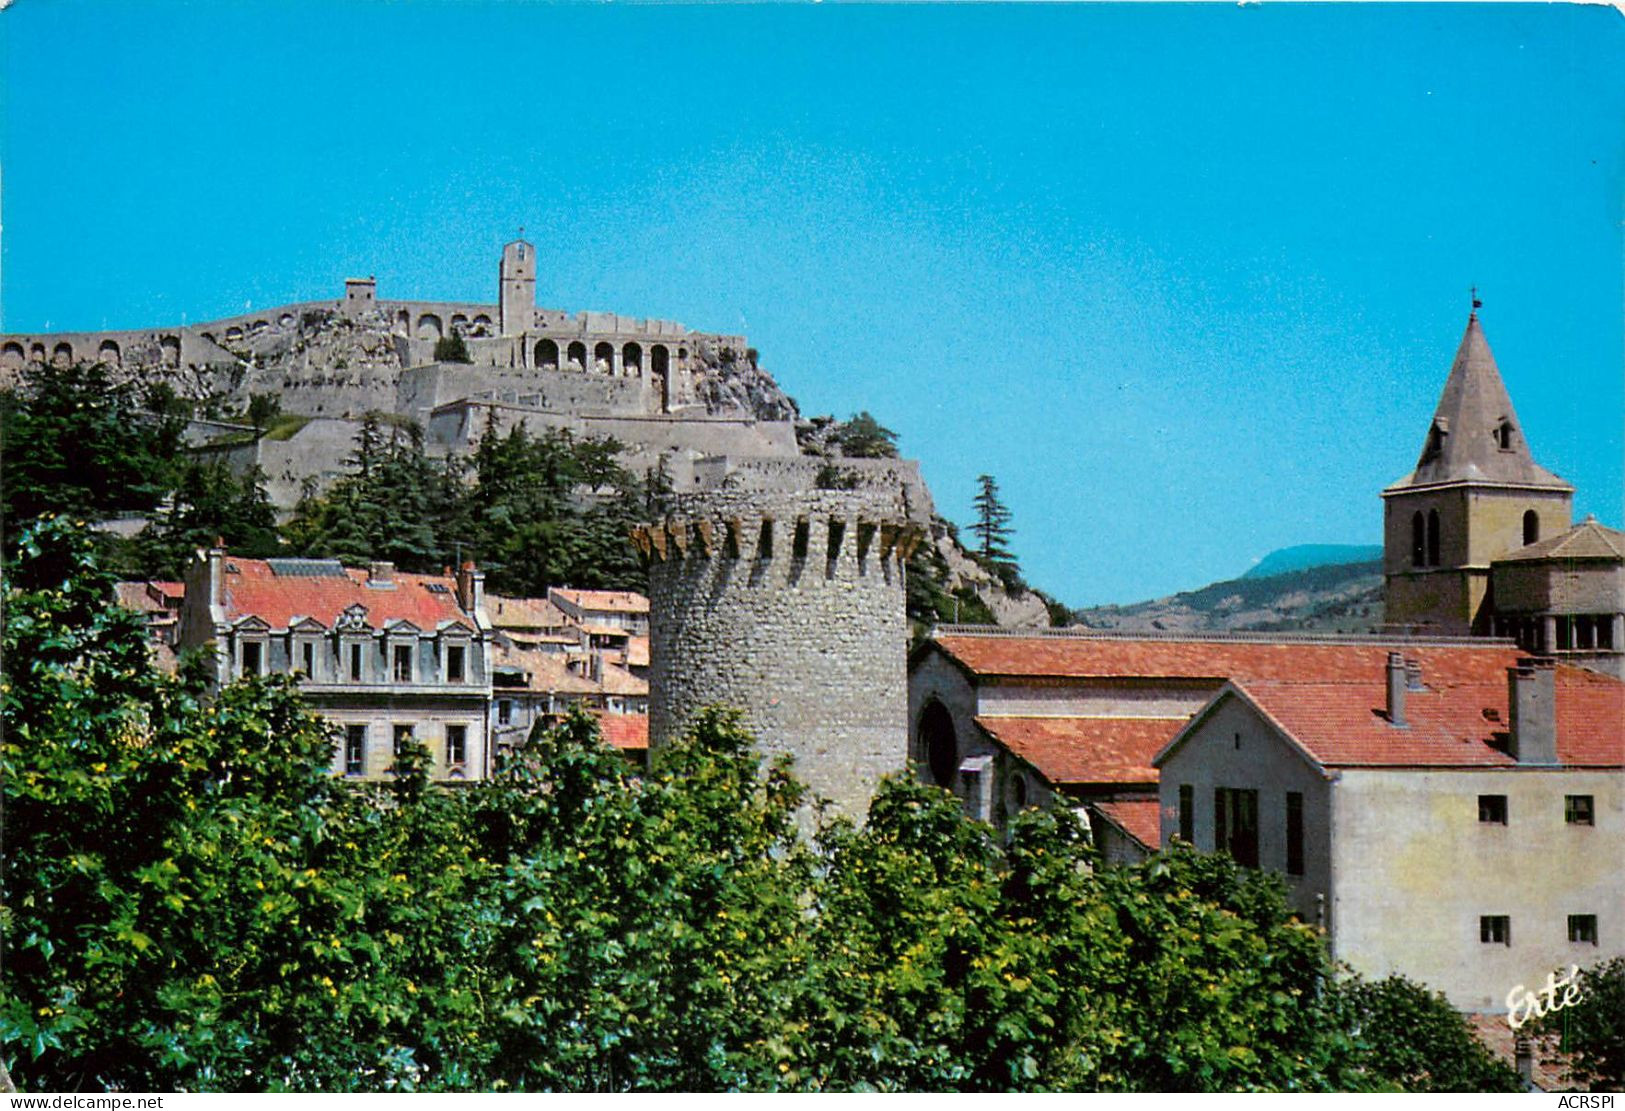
left=932, top=624, right=1515, bottom=648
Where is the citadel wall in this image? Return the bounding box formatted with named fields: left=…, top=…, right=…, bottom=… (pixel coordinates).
left=637, top=486, right=926, bottom=820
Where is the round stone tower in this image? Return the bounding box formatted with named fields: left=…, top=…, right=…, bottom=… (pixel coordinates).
left=635, top=485, right=925, bottom=820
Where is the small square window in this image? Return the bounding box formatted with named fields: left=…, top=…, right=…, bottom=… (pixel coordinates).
left=1480, top=915, right=1511, bottom=946
left=1568, top=915, right=1598, bottom=945
left=1478, top=795, right=1507, bottom=824
left=1565, top=795, right=1595, bottom=826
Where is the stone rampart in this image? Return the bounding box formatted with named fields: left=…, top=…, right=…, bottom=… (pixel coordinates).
left=637, top=488, right=926, bottom=820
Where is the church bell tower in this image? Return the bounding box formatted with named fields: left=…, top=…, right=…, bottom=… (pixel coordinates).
left=1381, top=302, right=1573, bottom=635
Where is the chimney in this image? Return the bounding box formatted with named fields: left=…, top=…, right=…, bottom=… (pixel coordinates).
left=1386, top=652, right=1407, bottom=727
left=368, top=560, right=395, bottom=586
left=208, top=541, right=226, bottom=606
left=1507, top=657, right=1557, bottom=764
left=1405, top=657, right=1424, bottom=691
left=1514, top=1034, right=1533, bottom=1086
left=455, top=560, right=484, bottom=614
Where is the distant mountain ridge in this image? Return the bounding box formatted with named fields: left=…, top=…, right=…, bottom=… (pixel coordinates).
left=1070, top=548, right=1384, bottom=635
left=1241, top=544, right=1383, bottom=580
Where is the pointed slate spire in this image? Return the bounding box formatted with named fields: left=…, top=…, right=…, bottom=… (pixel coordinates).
left=1390, top=311, right=1570, bottom=491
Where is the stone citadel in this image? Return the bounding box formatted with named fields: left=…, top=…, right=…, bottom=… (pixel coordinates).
left=8, top=238, right=934, bottom=821
left=1, top=240, right=834, bottom=509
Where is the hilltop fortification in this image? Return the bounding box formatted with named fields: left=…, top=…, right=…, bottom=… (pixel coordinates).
left=2, top=240, right=801, bottom=505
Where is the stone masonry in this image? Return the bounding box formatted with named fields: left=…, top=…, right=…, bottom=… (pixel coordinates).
left=635, top=486, right=927, bottom=820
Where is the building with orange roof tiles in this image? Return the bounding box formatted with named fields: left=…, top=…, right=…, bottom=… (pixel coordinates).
left=1155, top=651, right=1623, bottom=1012
left=177, top=548, right=495, bottom=782
left=909, top=626, right=1543, bottom=865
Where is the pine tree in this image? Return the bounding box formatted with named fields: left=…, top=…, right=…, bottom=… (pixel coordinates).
left=971, top=474, right=1015, bottom=566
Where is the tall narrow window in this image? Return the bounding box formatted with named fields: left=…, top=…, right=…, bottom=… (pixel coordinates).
left=1286, top=792, right=1304, bottom=876
left=1178, top=784, right=1194, bottom=843
left=241, top=641, right=263, bottom=676
left=393, top=644, right=413, bottom=682
left=1411, top=512, right=1426, bottom=567
left=350, top=643, right=363, bottom=682
left=1426, top=509, right=1441, bottom=567
left=393, top=724, right=413, bottom=757
left=498, top=699, right=513, bottom=726
left=1214, top=788, right=1259, bottom=868
left=445, top=724, right=467, bottom=766
left=300, top=642, right=315, bottom=678
left=446, top=645, right=466, bottom=683
left=1523, top=509, right=1540, bottom=546
left=344, top=725, right=366, bottom=776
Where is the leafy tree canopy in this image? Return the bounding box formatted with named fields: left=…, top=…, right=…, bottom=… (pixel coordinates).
left=0, top=361, right=188, bottom=523
left=1535, top=957, right=1625, bottom=1090
left=836, top=411, right=899, bottom=459
left=2, top=518, right=1519, bottom=1093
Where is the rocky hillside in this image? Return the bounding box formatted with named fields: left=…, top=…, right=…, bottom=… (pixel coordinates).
left=1071, top=558, right=1384, bottom=635
left=907, top=516, right=1064, bottom=633
left=693, top=345, right=799, bottom=422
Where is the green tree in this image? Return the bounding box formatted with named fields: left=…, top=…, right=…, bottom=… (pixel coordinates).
left=1339, top=976, right=1521, bottom=1092
left=124, top=460, right=281, bottom=578
left=0, top=361, right=187, bottom=523
left=434, top=329, right=472, bottom=364
left=1534, top=957, right=1625, bottom=1090
left=970, top=474, right=1015, bottom=567
left=246, top=391, right=282, bottom=434
left=836, top=412, right=899, bottom=459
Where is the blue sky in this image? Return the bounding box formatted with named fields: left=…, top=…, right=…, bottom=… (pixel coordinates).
left=3, top=2, right=1621, bottom=606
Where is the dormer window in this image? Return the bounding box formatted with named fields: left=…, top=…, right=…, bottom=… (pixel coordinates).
left=1422, top=420, right=1448, bottom=463
left=393, top=643, right=414, bottom=683
left=446, top=644, right=466, bottom=683
left=1495, top=419, right=1516, bottom=451
left=241, top=640, right=264, bottom=676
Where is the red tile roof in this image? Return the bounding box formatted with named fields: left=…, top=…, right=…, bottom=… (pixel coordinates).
left=490, top=643, right=603, bottom=695
left=976, top=715, right=1182, bottom=786
left=595, top=712, right=648, bottom=751
left=115, top=581, right=184, bottom=614
left=1464, top=1013, right=1573, bottom=1091
left=1220, top=667, right=1623, bottom=769
left=222, top=559, right=473, bottom=631
left=1092, top=798, right=1163, bottom=851
left=550, top=588, right=648, bottom=614
left=487, top=593, right=569, bottom=630
left=932, top=630, right=1528, bottom=684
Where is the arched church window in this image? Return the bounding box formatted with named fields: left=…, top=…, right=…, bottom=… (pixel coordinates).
left=1523, top=510, right=1539, bottom=547
left=1496, top=420, right=1516, bottom=451
left=1426, top=509, right=1441, bottom=567
left=1411, top=512, right=1426, bottom=568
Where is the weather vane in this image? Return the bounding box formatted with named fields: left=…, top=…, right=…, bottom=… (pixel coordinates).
left=1471, top=285, right=1482, bottom=315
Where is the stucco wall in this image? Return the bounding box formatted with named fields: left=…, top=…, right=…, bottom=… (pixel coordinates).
left=1158, top=695, right=1335, bottom=928
left=1331, top=767, right=1624, bottom=1011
